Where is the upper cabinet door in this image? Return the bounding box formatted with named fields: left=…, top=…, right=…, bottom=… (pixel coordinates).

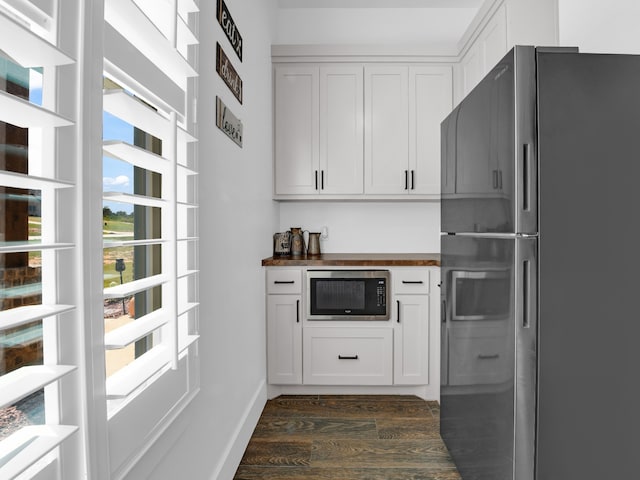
left=409, top=66, right=453, bottom=195
left=364, top=66, right=409, bottom=194
left=274, top=66, right=319, bottom=195
left=320, top=65, right=364, bottom=194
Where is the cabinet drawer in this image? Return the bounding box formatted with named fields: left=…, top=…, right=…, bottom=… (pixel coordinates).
left=448, top=334, right=511, bottom=386
left=267, top=269, right=302, bottom=294
left=303, top=327, right=392, bottom=385
left=393, top=269, right=430, bottom=295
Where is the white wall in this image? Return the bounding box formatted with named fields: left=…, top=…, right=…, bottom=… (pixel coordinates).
left=559, top=0, right=640, bottom=53
left=279, top=202, right=440, bottom=253
left=123, top=1, right=279, bottom=479
left=275, top=7, right=478, bottom=48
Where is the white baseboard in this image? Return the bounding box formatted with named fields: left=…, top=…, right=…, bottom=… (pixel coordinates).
left=212, top=379, right=268, bottom=480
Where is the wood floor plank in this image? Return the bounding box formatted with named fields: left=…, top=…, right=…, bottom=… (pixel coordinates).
left=310, top=438, right=455, bottom=469
left=239, top=438, right=312, bottom=467
left=376, top=416, right=440, bottom=439
left=234, top=466, right=461, bottom=480
left=253, top=417, right=378, bottom=440
left=262, top=397, right=432, bottom=419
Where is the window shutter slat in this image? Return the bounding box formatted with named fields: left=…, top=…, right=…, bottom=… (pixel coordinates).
left=0, top=304, right=74, bottom=331
left=104, top=23, right=185, bottom=118
left=0, top=9, right=73, bottom=67
left=177, top=269, right=198, bottom=279
left=104, top=309, right=169, bottom=349
left=103, top=89, right=170, bottom=141
left=103, top=238, right=166, bottom=249
left=0, top=425, right=78, bottom=480
left=0, top=366, right=76, bottom=410
left=102, top=191, right=166, bottom=208
left=178, top=302, right=198, bottom=317
left=0, top=170, right=74, bottom=190
left=105, top=346, right=170, bottom=399
left=0, top=90, right=73, bottom=128
left=102, top=273, right=168, bottom=299
left=103, top=140, right=169, bottom=174
left=0, top=242, right=74, bottom=253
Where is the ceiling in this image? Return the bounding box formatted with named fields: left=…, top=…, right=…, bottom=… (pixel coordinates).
left=278, top=0, right=483, bottom=8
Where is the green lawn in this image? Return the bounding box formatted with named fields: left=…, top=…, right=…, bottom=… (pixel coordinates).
left=103, top=218, right=134, bottom=234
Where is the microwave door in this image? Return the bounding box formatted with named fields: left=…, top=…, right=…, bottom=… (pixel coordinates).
left=440, top=234, right=518, bottom=480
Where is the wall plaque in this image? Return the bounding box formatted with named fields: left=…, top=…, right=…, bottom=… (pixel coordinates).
left=216, top=96, right=243, bottom=147
left=217, top=0, right=243, bottom=62
left=216, top=43, right=243, bottom=104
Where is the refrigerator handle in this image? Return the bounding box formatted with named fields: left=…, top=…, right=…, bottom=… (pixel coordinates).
left=515, top=237, right=538, bottom=480
left=522, top=144, right=532, bottom=211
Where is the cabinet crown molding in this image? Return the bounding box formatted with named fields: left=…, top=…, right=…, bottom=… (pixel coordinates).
left=272, top=44, right=459, bottom=63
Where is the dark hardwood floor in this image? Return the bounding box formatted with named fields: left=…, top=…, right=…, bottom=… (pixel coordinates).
left=233, top=395, right=461, bottom=480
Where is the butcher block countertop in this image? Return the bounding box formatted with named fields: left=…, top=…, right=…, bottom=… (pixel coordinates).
left=261, top=253, right=440, bottom=267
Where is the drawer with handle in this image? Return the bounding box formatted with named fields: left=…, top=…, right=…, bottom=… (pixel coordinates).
left=267, top=269, right=302, bottom=294
left=393, top=268, right=430, bottom=295
left=303, top=327, right=392, bottom=385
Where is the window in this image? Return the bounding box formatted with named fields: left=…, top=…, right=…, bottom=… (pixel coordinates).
left=0, top=1, right=80, bottom=478
left=0, top=0, right=199, bottom=478
left=102, top=0, right=199, bottom=476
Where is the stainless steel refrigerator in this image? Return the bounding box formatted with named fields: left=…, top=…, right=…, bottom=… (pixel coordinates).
left=440, top=46, right=640, bottom=480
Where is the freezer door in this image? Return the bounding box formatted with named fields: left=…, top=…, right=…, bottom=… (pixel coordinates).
left=441, top=46, right=537, bottom=235
left=440, top=235, right=537, bottom=480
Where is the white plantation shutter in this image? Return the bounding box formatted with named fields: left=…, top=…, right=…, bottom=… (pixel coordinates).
left=0, top=1, right=80, bottom=478
left=102, top=0, right=199, bottom=408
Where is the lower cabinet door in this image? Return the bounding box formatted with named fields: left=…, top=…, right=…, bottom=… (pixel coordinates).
left=303, top=327, right=392, bottom=385
left=267, top=295, right=302, bottom=384
left=394, top=294, right=430, bottom=385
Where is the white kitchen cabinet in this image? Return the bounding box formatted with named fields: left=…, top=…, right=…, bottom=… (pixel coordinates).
left=459, top=4, right=507, bottom=100
left=303, top=327, right=393, bottom=385
left=455, top=0, right=558, bottom=103
left=363, top=66, right=409, bottom=194
left=274, top=64, right=363, bottom=196
left=274, top=65, right=319, bottom=195
left=409, top=66, right=453, bottom=195
left=266, top=269, right=302, bottom=384
left=392, top=268, right=431, bottom=385
left=364, top=65, right=452, bottom=196
left=319, top=65, right=364, bottom=195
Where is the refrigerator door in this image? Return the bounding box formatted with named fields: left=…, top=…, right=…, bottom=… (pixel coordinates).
left=441, top=46, right=537, bottom=235
left=440, top=234, right=537, bottom=480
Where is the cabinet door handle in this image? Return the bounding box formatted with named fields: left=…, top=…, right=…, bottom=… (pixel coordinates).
left=315, top=170, right=319, bottom=190
left=492, top=170, right=499, bottom=189
left=321, top=170, right=324, bottom=190
left=498, top=169, right=503, bottom=190
left=296, top=299, right=300, bottom=323
left=442, top=299, right=447, bottom=324
left=404, top=170, right=409, bottom=190
left=411, top=170, right=415, bottom=190
left=338, top=355, right=358, bottom=360
left=478, top=354, right=500, bottom=360
left=274, top=280, right=295, bottom=284
left=402, top=280, right=424, bottom=284
left=397, top=300, right=400, bottom=323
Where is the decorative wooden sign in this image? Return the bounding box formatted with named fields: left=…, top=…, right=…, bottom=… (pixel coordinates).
left=216, top=96, right=243, bottom=147
left=217, top=0, right=243, bottom=62
left=216, top=43, right=243, bottom=104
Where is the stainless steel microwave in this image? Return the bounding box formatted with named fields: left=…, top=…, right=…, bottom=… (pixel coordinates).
left=307, top=270, right=390, bottom=321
